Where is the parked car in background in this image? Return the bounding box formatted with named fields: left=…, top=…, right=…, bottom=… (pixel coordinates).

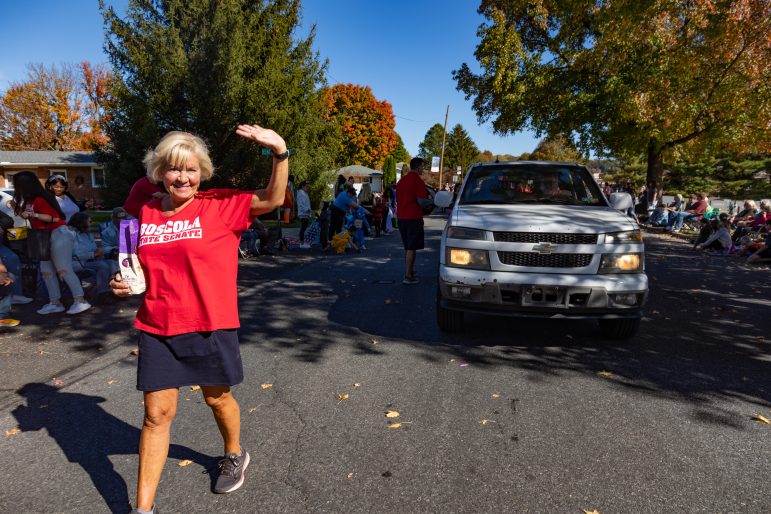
left=434, top=161, right=647, bottom=339
left=0, top=188, right=27, bottom=228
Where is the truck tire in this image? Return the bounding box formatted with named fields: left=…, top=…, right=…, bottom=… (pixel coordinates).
left=598, top=318, right=640, bottom=340
left=436, top=290, right=464, bottom=332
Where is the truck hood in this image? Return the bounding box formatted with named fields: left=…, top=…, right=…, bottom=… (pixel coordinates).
left=451, top=204, right=637, bottom=234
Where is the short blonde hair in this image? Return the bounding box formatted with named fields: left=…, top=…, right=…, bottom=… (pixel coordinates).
left=143, top=131, right=214, bottom=183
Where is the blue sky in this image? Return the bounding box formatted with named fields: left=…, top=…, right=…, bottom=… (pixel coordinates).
left=0, top=0, right=539, bottom=158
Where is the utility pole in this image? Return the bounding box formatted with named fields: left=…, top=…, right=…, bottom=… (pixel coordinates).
left=438, top=105, right=449, bottom=190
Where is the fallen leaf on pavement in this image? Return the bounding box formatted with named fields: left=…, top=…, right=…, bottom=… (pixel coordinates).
left=107, top=380, right=114, bottom=385
left=353, top=383, right=361, bottom=387
left=248, top=408, right=257, bottom=413
left=337, top=394, right=350, bottom=401
left=387, top=423, right=402, bottom=429
left=583, top=510, right=600, bottom=514
left=260, top=383, right=273, bottom=389
left=190, top=385, right=201, bottom=391
left=597, top=371, right=614, bottom=378
left=385, top=410, right=400, bottom=418
left=38, top=350, right=49, bottom=356
left=130, top=348, right=139, bottom=356
left=177, top=459, right=193, bottom=467
left=479, top=419, right=495, bottom=425
left=491, top=393, right=500, bottom=399
left=752, top=413, right=770, bottom=425
left=346, top=472, right=354, bottom=478
left=5, top=427, right=21, bottom=436
left=371, top=339, right=379, bottom=345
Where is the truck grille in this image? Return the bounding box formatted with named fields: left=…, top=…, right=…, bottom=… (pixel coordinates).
left=497, top=252, right=593, bottom=268
left=493, top=232, right=598, bottom=244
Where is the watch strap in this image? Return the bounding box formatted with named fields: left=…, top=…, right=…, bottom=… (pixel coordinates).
left=273, top=149, right=290, bottom=161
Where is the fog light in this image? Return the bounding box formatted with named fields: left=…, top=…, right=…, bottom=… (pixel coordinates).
left=451, top=286, right=471, bottom=297
left=611, top=293, right=639, bottom=306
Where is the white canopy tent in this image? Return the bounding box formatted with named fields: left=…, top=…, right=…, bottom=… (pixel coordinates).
left=336, top=164, right=383, bottom=193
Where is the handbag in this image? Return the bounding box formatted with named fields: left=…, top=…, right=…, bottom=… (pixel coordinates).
left=27, top=228, right=51, bottom=261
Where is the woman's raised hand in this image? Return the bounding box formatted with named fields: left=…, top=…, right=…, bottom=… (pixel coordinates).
left=235, top=124, right=286, bottom=154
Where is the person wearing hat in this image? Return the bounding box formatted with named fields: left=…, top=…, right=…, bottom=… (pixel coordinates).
left=100, top=207, right=130, bottom=259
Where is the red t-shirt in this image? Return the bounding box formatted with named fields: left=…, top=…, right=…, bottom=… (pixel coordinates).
left=690, top=200, right=708, bottom=214
left=134, top=189, right=253, bottom=336
left=123, top=177, right=162, bottom=218
left=27, top=197, right=66, bottom=230
left=396, top=171, right=428, bottom=220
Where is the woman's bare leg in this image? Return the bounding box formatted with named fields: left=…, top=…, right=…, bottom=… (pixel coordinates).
left=136, top=388, right=179, bottom=511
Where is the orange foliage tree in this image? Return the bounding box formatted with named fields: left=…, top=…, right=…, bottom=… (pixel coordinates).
left=323, top=83, right=397, bottom=168
left=0, top=63, right=112, bottom=151
left=76, top=61, right=113, bottom=150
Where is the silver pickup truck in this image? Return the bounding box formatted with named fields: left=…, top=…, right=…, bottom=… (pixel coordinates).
left=434, top=161, right=647, bottom=339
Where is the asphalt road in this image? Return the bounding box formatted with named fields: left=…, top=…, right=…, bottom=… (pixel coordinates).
left=1, top=215, right=769, bottom=513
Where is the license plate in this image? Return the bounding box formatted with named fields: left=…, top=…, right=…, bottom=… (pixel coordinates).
left=521, top=285, right=567, bottom=306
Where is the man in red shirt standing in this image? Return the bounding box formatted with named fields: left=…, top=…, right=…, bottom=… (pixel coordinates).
left=396, top=157, right=429, bottom=284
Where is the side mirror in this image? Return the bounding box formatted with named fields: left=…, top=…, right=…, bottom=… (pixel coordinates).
left=434, top=191, right=453, bottom=208
left=610, top=192, right=633, bottom=211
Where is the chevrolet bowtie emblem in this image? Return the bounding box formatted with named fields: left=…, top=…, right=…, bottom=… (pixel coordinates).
left=532, top=243, right=557, bottom=254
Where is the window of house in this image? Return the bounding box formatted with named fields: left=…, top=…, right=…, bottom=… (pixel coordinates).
left=4, top=171, right=34, bottom=189
left=49, top=169, right=67, bottom=180
left=91, top=168, right=106, bottom=188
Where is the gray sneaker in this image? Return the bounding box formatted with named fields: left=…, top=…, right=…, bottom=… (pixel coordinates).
left=402, top=275, right=419, bottom=285
left=214, top=447, right=250, bottom=494
left=132, top=505, right=159, bottom=514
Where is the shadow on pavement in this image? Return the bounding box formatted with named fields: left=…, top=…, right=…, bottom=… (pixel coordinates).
left=11, top=383, right=217, bottom=514
left=240, top=226, right=771, bottom=430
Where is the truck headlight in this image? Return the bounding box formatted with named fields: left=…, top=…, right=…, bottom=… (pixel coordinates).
left=447, top=226, right=486, bottom=240
left=605, top=230, right=643, bottom=243
left=447, top=247, right=490, bottom=270
left=599, top=253, right=643, bottom=273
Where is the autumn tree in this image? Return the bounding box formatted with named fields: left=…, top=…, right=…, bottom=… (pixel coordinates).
left=529, top=134, right=583, bottom=162
left=444, top=124, right=479, bottom=172
left=0, top=64, right=86, bottom=151
left=322, top=83, right=397, bottom=168
left=77, top=61, right=113, bottom=150
left=99, top=0, right=339, bottom=207
left=454, top=1, right=771, bottom=187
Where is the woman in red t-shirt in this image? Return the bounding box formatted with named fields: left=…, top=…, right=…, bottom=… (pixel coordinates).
left=12, top=172, right=91, bottom=315
left=110, top=126, right=288, bottom=513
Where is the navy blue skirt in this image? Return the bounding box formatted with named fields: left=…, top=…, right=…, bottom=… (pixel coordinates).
left=136, top=329, right=244, bottom=391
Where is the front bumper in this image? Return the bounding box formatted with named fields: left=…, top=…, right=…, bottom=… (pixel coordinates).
left=438, top=266, right=648, bottom=319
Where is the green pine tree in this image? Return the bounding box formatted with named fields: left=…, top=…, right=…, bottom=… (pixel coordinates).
left=98, top=0, right=339, bottom=208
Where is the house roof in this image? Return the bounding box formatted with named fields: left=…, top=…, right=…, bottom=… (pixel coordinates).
left=0, top=151, right=98, bottom=166
left=337, top=164, right=382, bottom=177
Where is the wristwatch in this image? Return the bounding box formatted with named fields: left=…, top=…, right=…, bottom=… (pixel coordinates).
left=272, top=149, right=290, bottom=161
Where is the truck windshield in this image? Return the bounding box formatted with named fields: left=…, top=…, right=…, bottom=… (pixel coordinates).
left=459, top=164, right=606, bottom=207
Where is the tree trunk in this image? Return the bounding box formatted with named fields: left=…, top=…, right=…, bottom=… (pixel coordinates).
left=646, top=139, right=664, bottom=188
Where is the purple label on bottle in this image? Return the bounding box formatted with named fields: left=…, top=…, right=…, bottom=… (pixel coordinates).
left=119, top=219, right=139, bottom=254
